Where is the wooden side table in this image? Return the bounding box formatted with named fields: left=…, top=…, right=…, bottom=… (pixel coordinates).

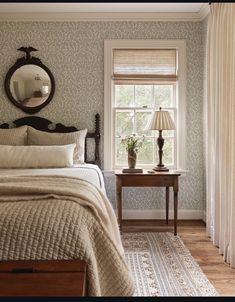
left=115, top=170, right=181, bottom=235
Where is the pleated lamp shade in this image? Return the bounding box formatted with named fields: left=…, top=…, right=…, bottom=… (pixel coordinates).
left=147, top=108, right=175, bottom=130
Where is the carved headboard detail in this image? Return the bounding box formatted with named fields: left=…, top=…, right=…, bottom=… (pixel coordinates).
left=0, top=113, right=101, bottom=167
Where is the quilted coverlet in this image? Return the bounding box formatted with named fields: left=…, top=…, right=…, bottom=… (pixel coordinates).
left=0, top=175, right=134, bottom=296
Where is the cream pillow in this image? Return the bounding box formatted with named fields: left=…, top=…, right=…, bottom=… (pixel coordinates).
left=27, top=127, right=87, bottom=164
left=0, top=144, right=75, bottom=168
left=0, top=126, right=27, bottom=145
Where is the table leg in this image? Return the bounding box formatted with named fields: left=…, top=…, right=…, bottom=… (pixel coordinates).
left=166, top=187, right=169, bottom=224
left=174, top=191, right=178, bottom=235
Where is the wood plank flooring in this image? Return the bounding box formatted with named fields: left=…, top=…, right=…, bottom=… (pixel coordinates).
left=123, top=219, right=235, bottom=297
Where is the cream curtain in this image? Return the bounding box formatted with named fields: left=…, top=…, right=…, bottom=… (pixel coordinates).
left=206, top=3, right=235, bottom=267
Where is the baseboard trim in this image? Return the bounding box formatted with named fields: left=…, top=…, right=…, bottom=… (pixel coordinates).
left=202, top=210, right=206, bottom=223
left=122, top=209, right=204, bottom=220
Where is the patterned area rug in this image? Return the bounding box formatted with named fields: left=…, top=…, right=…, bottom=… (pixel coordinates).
left=122, top=232, right=218, bottom=296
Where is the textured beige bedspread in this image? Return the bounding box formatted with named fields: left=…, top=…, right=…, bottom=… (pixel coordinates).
left=0, top=175, right=134, bottom=296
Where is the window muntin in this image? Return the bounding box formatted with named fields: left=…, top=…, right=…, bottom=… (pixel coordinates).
left=114, top=83, right=177, bottom=169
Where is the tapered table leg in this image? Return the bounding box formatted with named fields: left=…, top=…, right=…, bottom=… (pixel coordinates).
left=174, top=191, right=178, bottom=235
left=166, top=187, right=169, bottom=224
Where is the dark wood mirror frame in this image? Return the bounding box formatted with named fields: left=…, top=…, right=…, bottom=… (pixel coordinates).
left=4, top=47, right=55, bottom=114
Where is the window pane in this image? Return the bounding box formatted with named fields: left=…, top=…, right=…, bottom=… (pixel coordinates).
left=163, top=129, right=174, bottom=138
left=154, top=85, right=173, bottom=108
left=115, top=111, right=134, bottom=137
left=136, top=111, right=153, bottom=136
left=116, top=137, right=128, bottom=166
left=135, top=85, right=154, bottom=108
left=115, top=85, right=134, bottom=107
left=159, top=138, right=174, bottom=166
left=163, top=110, right=175, bottom=137
left=136, top=138, right=154, bottom=165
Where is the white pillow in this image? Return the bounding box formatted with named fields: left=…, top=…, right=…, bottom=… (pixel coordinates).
left=0, top=144, right=76, bottom=168
left=27, top=127, right=87, bottom=164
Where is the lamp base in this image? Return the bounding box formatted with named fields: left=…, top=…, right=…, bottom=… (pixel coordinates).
left=153, top=166, right=169, bottom=172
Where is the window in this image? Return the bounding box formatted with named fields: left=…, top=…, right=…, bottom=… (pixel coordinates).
left=114, top=83, right=176, bottom=167
left=104, top=40, right=186, bottom=171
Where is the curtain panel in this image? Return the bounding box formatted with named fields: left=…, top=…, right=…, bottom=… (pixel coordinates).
left=206, top=3, right=235, bottom=267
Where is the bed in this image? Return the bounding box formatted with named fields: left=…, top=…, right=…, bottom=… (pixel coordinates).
left=0, top=114, right=134, bottom=297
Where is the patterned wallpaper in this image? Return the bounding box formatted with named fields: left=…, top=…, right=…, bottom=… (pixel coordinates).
left=0, top=21, right=206, bottom=215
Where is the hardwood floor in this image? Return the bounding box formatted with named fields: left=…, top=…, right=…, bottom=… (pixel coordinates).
left=123, top=219, right=235, bottom=297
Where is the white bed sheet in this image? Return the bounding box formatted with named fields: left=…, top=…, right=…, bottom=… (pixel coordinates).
left=0, top=163, right=106, bottom=194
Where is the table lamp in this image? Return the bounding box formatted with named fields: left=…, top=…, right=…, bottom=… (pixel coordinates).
left=147, top=107, right=175, bottom=171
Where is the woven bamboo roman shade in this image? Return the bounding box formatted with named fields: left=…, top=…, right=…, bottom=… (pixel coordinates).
left=113, top=49, right=177, bottom=83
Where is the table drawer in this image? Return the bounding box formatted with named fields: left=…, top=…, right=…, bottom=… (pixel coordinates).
left=121, top=175, right=175, bottom=187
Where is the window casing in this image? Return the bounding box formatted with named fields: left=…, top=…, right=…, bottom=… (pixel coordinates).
left=104, top=40, right=186, bottom=171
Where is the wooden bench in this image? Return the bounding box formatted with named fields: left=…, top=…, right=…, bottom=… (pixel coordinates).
left=0, top=260, right=87, bottom=297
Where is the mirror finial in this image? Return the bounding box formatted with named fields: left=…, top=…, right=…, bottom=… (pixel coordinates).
left=17, top=46, right=38, bottom=60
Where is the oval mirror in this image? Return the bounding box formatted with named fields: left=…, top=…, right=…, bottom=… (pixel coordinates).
left=4, top=47, right=55, bottom=114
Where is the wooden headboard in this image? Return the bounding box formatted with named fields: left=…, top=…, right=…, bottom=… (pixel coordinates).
left=0, top=113, right=101, bottom=167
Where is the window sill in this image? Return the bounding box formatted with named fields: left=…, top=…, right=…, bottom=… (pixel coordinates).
left=102, top=169, right=189, bottom=177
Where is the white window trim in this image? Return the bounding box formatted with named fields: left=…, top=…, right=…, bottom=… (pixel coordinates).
left=104, top=39, right=186, bottom=171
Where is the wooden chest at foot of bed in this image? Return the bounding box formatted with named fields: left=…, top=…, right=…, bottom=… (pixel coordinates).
left=0, top=260, right=87, bottom=297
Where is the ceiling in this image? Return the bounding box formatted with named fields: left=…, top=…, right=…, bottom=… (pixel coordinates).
left=0, top=3, right=209, bottom=22
left=0, top=3, right=207, bottom=13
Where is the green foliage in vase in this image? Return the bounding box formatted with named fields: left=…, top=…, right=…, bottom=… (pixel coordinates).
left=121, top=134, right=145, bottom=153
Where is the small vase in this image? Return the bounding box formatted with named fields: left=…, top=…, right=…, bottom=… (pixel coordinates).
left=128, top=150, right=137, bottom=169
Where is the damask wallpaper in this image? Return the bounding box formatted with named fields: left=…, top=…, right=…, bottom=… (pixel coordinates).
left=0, top=21, right=206, bottom=219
